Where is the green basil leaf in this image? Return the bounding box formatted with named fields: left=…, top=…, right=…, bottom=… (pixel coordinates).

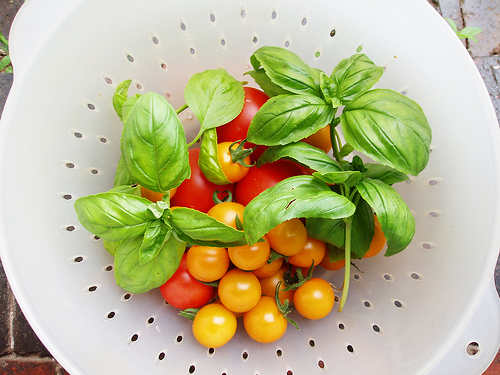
left=319, top=72, right=342, bottom=107
left=325, top=243, right=345, bottom=263
left=339, top=143, right=355, bottom=158
left=245, top=69, right=294, bottom=97
left=364, top=163, right=409, bottom=185
left=122, top=94, right=141, bottom=123
left=121, top=92, right=190, bottom=193
left=74, top=192, right=152, bottom=241
left=113, top=156, right=136, bottom=187
left=184, top=68, right=244, bottom=132
left=114, top=234, right=186, bottom=294
left=113, top=79, right=132, bottom=121
left=247, top=94, right=335, bottom=146
left=257, top=142, right=341, bottom=173
left=139, top=220, right=170, bottom=265
left=198, top=128, right=232, bottom=185
left=330, top=53, right=384, bottom=104
left=306, top=198, right=374, bottom=258
left=108, top=184, right=141, bottom=196
left=341, top=89, right=432, bottom=176
left=357, top=178, right=414, bottom=256
left=250, top=46, right=321, bottom=96
left=103, top=239, right=119, bottom=257
left=171, top=207, right=247, bottom=247
left=243, top=175, right=355, bottom=245
left=313, top=170, right=363, bottom=188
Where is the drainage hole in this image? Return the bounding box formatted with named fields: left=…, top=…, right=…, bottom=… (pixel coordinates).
left=208, top=347, right=215, bottom=356
left=130, top=333, right=139, bottom=343
left=176, top=335, right=183, bottom=343
left=188, top=364, right=195, bottom=373
left=158, top=352, right=166, bottom=361
left=338, top=323, right=345, bottom=330
left=309, top=339, right=315, bottom=347
left=242, top=351, right=249, bottom=360
left=330, top=29, right=336, bottom=37
left=466, top=342, right=480, bottom=357
left=147, top=317, right=155, bottom=325
left=318, top=360, right=325, bottom=369
left=276, top=349, right=283, bottom=357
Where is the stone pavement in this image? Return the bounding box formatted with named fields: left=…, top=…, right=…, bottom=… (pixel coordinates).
left=0, top=0, right=499, bottom=374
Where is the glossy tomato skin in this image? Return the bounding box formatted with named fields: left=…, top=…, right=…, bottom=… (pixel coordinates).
left=216, top=87, right=269, bottom=162
left=192, top=303, right=237, bottom=348
left=159, top=253, right=214, bottom=310
left=294, top=278, right=335, bottom=320
left=243, top=296, right=287, bottom=344
left=217, top=142, right=252, bottom=183
left=235, top=160, right=308, bottom=206
left=170, top=148, right=235, bottom=213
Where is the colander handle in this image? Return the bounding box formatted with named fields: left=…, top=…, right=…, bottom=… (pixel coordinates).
left=8, top=0, right=84, bottom=76
left=424, top=280, right=500, bottom=375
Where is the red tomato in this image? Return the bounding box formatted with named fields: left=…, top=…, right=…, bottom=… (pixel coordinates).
left=216, top=87, right=269, bottom=162
left=159, top=253, right=214, bottom=310
left=170, top=148, right=235, bottom=213
left=234, top=160, right=308, bottom=206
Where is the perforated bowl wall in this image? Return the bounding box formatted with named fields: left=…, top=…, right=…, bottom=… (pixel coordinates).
left=1, top=0, right=499, bottom=374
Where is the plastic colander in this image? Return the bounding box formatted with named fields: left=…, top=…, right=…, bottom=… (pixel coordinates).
left=1, top=0, right=500, bottom=374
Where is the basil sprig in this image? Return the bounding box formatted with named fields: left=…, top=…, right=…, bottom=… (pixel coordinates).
left=245, top=46, right=431, bottom=311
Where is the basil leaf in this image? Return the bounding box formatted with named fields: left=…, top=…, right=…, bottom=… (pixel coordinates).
left=74, top=192, right=152, bottom=241
left=357, top=178, right=415, bottom=256
left=339, top=143, right=355, bottom=158
left=330, top=53, right=384, bottom=104
left=306, top=198, right=374, bottom=258
left=243, top=175, right=355, bottom=245
left=313, top=170, right=363, bottom=188
left=114, top=234, right=186, bottom=294
left=171, top=207, right=247, bottom=247
left=108, top=184, right=141, bottom=196
left=250, top=46, right=321, bottom=96
left=103, top=239, right=119, bottom=256
left=341, top=89, right=432, bottom=176
left=113, top=79, right=132, bottom=121
left=198, top=128, right=232, bottom=185
left=139, top=220, right=170, bottom=265
left=121, top=92, right=190, bottom=193
left=247, top=94, right=335, bottom=146
left=245, top=69, right=294, bottom=97
left=325, top=243, right=345, bottom=263
left=184, top=68, right=244, bottom=132
left=122, top=94, right=141, bottom=123
left=257, top=142, right=341, bottom=173
left=364, top=163, right=409, bottom=185
left=113, top=156, right=136, bottom=187
left=319, top=72, right=342, bottom=107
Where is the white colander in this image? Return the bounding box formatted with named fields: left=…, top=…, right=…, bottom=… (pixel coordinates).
left=1, top=0, right=500, bottom=374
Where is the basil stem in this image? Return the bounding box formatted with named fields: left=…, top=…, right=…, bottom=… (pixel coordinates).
left=338, top=217, right=352, bottom=312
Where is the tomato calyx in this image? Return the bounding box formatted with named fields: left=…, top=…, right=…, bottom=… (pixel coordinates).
left=228, top=139, right=256, bottom=168
left=275, top=281, right=299, bottom=330
left=212, top=190, right=233, bottom=204
left=179, top=307, right=200, bottom=321
left=282, top=262, right=315, bottom=291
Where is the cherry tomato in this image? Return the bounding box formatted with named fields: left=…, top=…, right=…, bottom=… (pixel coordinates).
left=319, top=257, right=345, bottom=271
left=140, top=186, right=177, bottom=203
left=252, top=257, right=284, bottom=278
left=186, top=245, right=230, bottom=282
left=288, top=237, right=326, bottom=268
left=192, top=303, right=237, bottom=348
left=243, top=296, right=287, bottom=343
left=293, top=278, right=335, bottom=320
left=216, top=86, right=269, bottom=161
left=235, top=160, right=308, bottom=206
left=228, top=236, right=270, bottom=271
left=266, top=218, right=308, bottom=257
left=206, top=201, right=245, bottom=229
left=217, top=141, right=252, bottom=183
left=159, top=253, right=214, bottom=310
left=170, top=148, right=235, bottom=213
left=363, top=215, right=386, bottom=258
left=302, top=124, right=332, bottom=153
left=259, top=265, right=295, bottom=305
left=218, top=268, right=262, bottom=313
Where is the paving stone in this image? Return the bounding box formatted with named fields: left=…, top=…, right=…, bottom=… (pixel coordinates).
left=12, top=300, right=51, bottom=357
left=0, top=0, right=24, bottom=39
left=462, top=0, right=500, bottom=57
left=483, top=350, right=500, bottom=374
left=0, top=72, right=13, bottom=116
left=0, top=357, right=57, bottom=375
left=0, top=259, right=11, bottom=356
left=474, top=55, right=500, bottom=121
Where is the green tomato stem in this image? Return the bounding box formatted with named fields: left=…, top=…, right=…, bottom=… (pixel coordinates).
left=330, top=122, right=343, bottom=164
left=338, top=218, right=352, bottom=312
left=176, top=103, right=188, bottom=114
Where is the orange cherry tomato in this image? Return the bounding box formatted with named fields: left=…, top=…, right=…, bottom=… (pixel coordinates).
left=363, top=215, right=386, bottom=258
left=294, top=278, right=335, bottom=320
left=207, top=201, right=245, bottom=229
left=140, top=186, right=177, bottom=202
left=252, top=257, right=284, bottom=278
left=288, top=237, right=326, bottom=268
left=259, top=265, right=295, bottom=305
left=266, top=218, right=307, bottom=257
left=186, top=245, right=230, bottom=282
left=228, top=236, right=270, bottom=271
left=243, top=296, right=287, bottom=343
left=302, top=125, right=332, bottom=153
left=217, top=141, right=252, bottom=183
left=218, top=268, right=262, bottom=313
left=319, top=257, right=346, bottom=271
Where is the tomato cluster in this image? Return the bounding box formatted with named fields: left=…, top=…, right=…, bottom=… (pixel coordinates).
left=151, top=87, right=386, bottom=348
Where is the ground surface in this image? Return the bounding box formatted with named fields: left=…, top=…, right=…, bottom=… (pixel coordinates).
left=0, top=0, right=499, bottom=374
